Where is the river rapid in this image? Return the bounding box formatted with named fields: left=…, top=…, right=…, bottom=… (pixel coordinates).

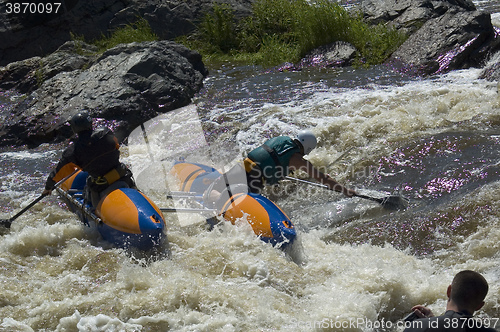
left=1, top=2, right=500, bottom=331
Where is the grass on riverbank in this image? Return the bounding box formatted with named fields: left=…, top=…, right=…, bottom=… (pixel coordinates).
left=71, top=18, right=159, bottom=54
left=178, top=0, right=407, bottom=67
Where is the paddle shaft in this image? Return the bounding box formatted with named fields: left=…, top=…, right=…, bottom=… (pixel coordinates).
left=0, top=169, right=79, bottom=228
left=0, top=194, right=48, bottom=227
left=352, top=193, right=383, bottom=204
left=285, top=176, right=382, bottom=204
left=160, top=207, right=217, bottom=214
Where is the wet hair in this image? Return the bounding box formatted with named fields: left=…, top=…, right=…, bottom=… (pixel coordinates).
left=450, top=270, right=489, bottom=310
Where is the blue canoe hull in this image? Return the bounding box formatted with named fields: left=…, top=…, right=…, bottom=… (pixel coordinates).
left=57, top=170, right=166, bottom=251
left=171, top=161, right=296, bottom=247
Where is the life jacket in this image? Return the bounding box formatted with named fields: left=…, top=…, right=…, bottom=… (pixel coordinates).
left=74, top=127, right=121, bottom=179
left=247, top=136, right=302, bottom=185
left=46, top=127, right=125, bottom=191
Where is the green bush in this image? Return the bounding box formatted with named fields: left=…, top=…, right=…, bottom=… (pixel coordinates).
left=180, top=0, right=407, bottom=67
left=72, top=18, right=159, bottom=54
left=93, top=18, right=159, bottom=52
left=199, top=3, right=239, bottom=53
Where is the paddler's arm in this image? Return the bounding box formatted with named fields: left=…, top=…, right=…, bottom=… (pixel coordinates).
left=43, top=168, right=58, bottom=195
left=43, top=145, right=79, bottom=195
left=289, top=153, right=356, bottom=197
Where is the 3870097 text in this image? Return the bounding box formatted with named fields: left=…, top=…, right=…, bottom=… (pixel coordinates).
left=407, top=317, right=499, bottom=330
left=5, top=2, right=62, bottom=14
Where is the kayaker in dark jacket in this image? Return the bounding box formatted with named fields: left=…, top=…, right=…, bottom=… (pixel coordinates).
left=404, top=270, right=497, bottom=332
left=43, top=112, right=135, bottom=207
left=205, top=130, right=356, bottom=206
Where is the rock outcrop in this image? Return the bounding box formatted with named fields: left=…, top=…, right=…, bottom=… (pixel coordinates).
left=389, top=9, right=498, bottom=75
left=277, top=41, right=357, bottom=71
left=361, top=0, right=500, bottom=75
left=362, top=0, right=476, bottom=33
left=0, top=40, right=208, bottom=147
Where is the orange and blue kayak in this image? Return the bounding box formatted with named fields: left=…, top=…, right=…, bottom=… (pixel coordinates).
left=170, top=161, right=296, bottom=247
left=56, top=169, right=166, bottom=251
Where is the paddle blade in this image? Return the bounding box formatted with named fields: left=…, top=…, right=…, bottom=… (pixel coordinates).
left=381, top=195, right=409, bottom=210
left=0, top=219, right=12, bottom=228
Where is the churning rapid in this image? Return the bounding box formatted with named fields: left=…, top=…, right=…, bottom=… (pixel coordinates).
left=1, top=11, right=500, bottom=332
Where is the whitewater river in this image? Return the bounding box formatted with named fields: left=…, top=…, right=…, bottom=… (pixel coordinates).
left=1, top=2, right=500, bottom=331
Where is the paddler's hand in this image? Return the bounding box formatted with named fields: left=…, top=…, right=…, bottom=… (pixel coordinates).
left=410, top=305, right=434, bottom=318
left=42, top=189, right=52, bottom=196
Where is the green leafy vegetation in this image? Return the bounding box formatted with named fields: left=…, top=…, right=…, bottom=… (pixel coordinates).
left=71, top=18, right=158, bottom=54
left=179, top=0, right=407, bottom=67
left=35, top=59, right=46, bottom=87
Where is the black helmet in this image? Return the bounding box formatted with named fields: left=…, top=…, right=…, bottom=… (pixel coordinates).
left=69, top=112, right=92, bottom=134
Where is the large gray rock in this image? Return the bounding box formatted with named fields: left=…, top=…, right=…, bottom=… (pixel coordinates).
left=361, top=0, right=499, bottom=75
left=389, top=9, right=498, bottom=75
left=0, top=40, right=208, bottom=147
left=0, top=41, right=98, bottom=94
left=277, top=41, right=358, bottom=71
left=362, top=0, right=476, bottom=33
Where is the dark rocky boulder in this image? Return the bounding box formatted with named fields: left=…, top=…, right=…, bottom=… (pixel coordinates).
left=361, top=0, right=499, bottom=75
left=362, top=0, right=476, bottom=34
left=0, top=41, right=97, bottom=94
left=278, top=41, right=357, bottom=71
left=0, top=0, right=254, bottom=66
left=0, top=40, right=208, bottom=147
left=302, top=41, right=358, bottom=68
left=388, top=9, right=498, bottom=75
left=0, top=0, right=128, bottom=66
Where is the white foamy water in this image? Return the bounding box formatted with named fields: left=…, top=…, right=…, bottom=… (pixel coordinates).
left=3, top=60, right=499, bottom=331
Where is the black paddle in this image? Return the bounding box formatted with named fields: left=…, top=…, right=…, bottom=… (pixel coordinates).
left=0, top=193, right=49, bottom=228
left=0, top=169, right=79, bottom=228
left=285, top=176, right=409, bottom=210
left=352, top=193, right=409, bottom=210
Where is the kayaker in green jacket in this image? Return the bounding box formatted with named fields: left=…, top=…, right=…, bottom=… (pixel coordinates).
left=204, top=130, right=356, bottom=206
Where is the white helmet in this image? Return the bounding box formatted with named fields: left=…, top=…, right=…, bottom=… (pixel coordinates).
left=296, top=130, right=317, bottom=155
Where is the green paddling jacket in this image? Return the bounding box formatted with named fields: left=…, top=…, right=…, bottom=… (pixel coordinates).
left=247, top=136, right=302, bottom=185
